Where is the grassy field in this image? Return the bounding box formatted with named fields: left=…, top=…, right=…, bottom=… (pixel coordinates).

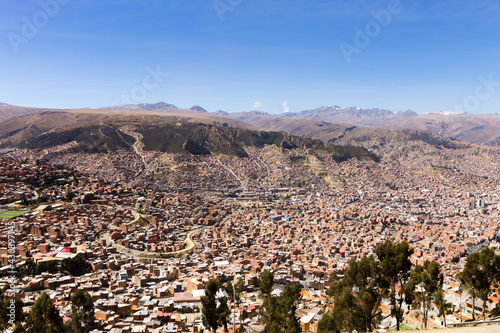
left=0, top=211, right=25, bottom=219
left=399, top=324, right=417, bottom=330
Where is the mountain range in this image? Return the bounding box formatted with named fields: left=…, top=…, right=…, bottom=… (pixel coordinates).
left=378, top=112, right=500, bottom=146
left=281, top=106, right=418, bottom=127
left=0, top=102, right=498, bottom=162
left=0, top=107, right=378, bottom=162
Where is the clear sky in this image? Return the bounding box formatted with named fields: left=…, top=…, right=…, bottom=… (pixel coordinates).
left=1, top=0, right=500, bottom=114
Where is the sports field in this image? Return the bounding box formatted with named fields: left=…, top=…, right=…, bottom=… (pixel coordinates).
left=0, top=211, right=24, bottom=219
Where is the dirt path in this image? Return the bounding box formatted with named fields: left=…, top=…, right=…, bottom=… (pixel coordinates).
left=120, top=128, right=147, bottom=175
left=215, top=157, right=247, bottom=190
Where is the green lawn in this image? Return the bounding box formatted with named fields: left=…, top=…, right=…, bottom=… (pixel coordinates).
left=400, top=324, right=417, bottom=330
left=0, top=211, right=25, bottom=219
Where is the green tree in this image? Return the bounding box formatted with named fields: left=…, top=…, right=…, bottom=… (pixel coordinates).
left=267, top=322, right=282, bottom=333
left=411, top=260, right=443, bottom=329
left=16, top=260, right=36, bottom=278
left=331, top=288, right=361, bottom=332
left=376, top=239, right=414, bottom=331
left=70, top=290, right=95, bottom=333
left=0, top=297, right=24, bottom=332
left=286, top=314, right=302, bottom=333
left=259, top=270, right=274, bottom=298
left=317, top=311, right=341, bottom=333
left=226, top=281, right=234, bottom=302
left=279, top=282, right=302, bottom=333
left=261, top=294, right=278, bottom=331
left=202, top=278, right=221, bottom=333
left=61, top=254, right=89, bottom=276
left=218, top=296, right=231, bottom=333
left=262, top=282, right=302, bottom=333
left=235, top=278, right=244, bottom=307
left=434, top=290, right=452, bottom=327
left=65, top=192, right=76, bottom=202
left=477, top=248, right=500, bottom=319
left=26, top=292, right=63, bottom=333
left=457, top=252, right=481, bottom=321
left=327, top=255, right=382, bottom=332
left=82, top=193, right=95, bottom=204
left=36, top=260, right=59, bottom=275
left=457, top=247, right=500, bottom=320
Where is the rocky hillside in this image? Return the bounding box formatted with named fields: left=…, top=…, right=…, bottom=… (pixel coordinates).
left=0, top=111, right=379, bottom=162
left=226, top=110, right=470, bottom=162
left=0, top=102, right=52, bottom=123
left=379, top=112, right=500, bottom=146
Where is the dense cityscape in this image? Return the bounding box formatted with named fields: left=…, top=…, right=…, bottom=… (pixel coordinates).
left=1, top=135, right=500, bottom=332
left=2, top=1, right=500, bottom=332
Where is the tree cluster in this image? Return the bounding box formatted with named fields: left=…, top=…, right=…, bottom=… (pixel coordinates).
left=0, top=286, right=25, bottom=333
left=201, top=278, right=232, bottom=333
left=457, top=247, right=500, bottom=320
left=3, top=254, right=91, bottom=280
left=21, top=290, right=95, bottom=333
left=324, top=255, right=383, bottom=332
left=258, top=270, right=302, bottom=333
left=320, top=240, right=500, bottom=332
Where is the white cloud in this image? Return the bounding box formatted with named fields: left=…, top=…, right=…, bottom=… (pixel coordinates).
left=252, top=101, right=262, bottom=110
left=282, top=100, right=290, bottom=113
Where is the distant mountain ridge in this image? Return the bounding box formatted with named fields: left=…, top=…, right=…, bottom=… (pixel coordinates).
left=0, top=101, right=499, bottom=148
left=105, top=102, right=179, bottom=111
left=0, top=111, right=379, bottom=163
left=0, top=102, right=53, bottom=123
left=0, top=107, right=475, bottom=166
left=190, top=105, right=207, bottom=112
left=224, top=109, right=473, bottom=163
left=282, top=106, right=418, bottom=127
left=378, top=112, right=500, bottom=146
left=227, top=106, right=500, bottom=147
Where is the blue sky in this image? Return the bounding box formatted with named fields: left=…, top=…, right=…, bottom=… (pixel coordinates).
left=1, top=0, right=500, bottom=114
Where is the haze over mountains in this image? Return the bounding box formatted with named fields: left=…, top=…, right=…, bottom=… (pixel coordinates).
left=281, top=106, right=418, bottom=127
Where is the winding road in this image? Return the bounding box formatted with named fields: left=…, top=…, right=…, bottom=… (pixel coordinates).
left=102, top=224, right=205, bottom=260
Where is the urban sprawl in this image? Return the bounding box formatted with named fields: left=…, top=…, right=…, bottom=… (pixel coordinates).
left=1, top=144, right=500, bottom=333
